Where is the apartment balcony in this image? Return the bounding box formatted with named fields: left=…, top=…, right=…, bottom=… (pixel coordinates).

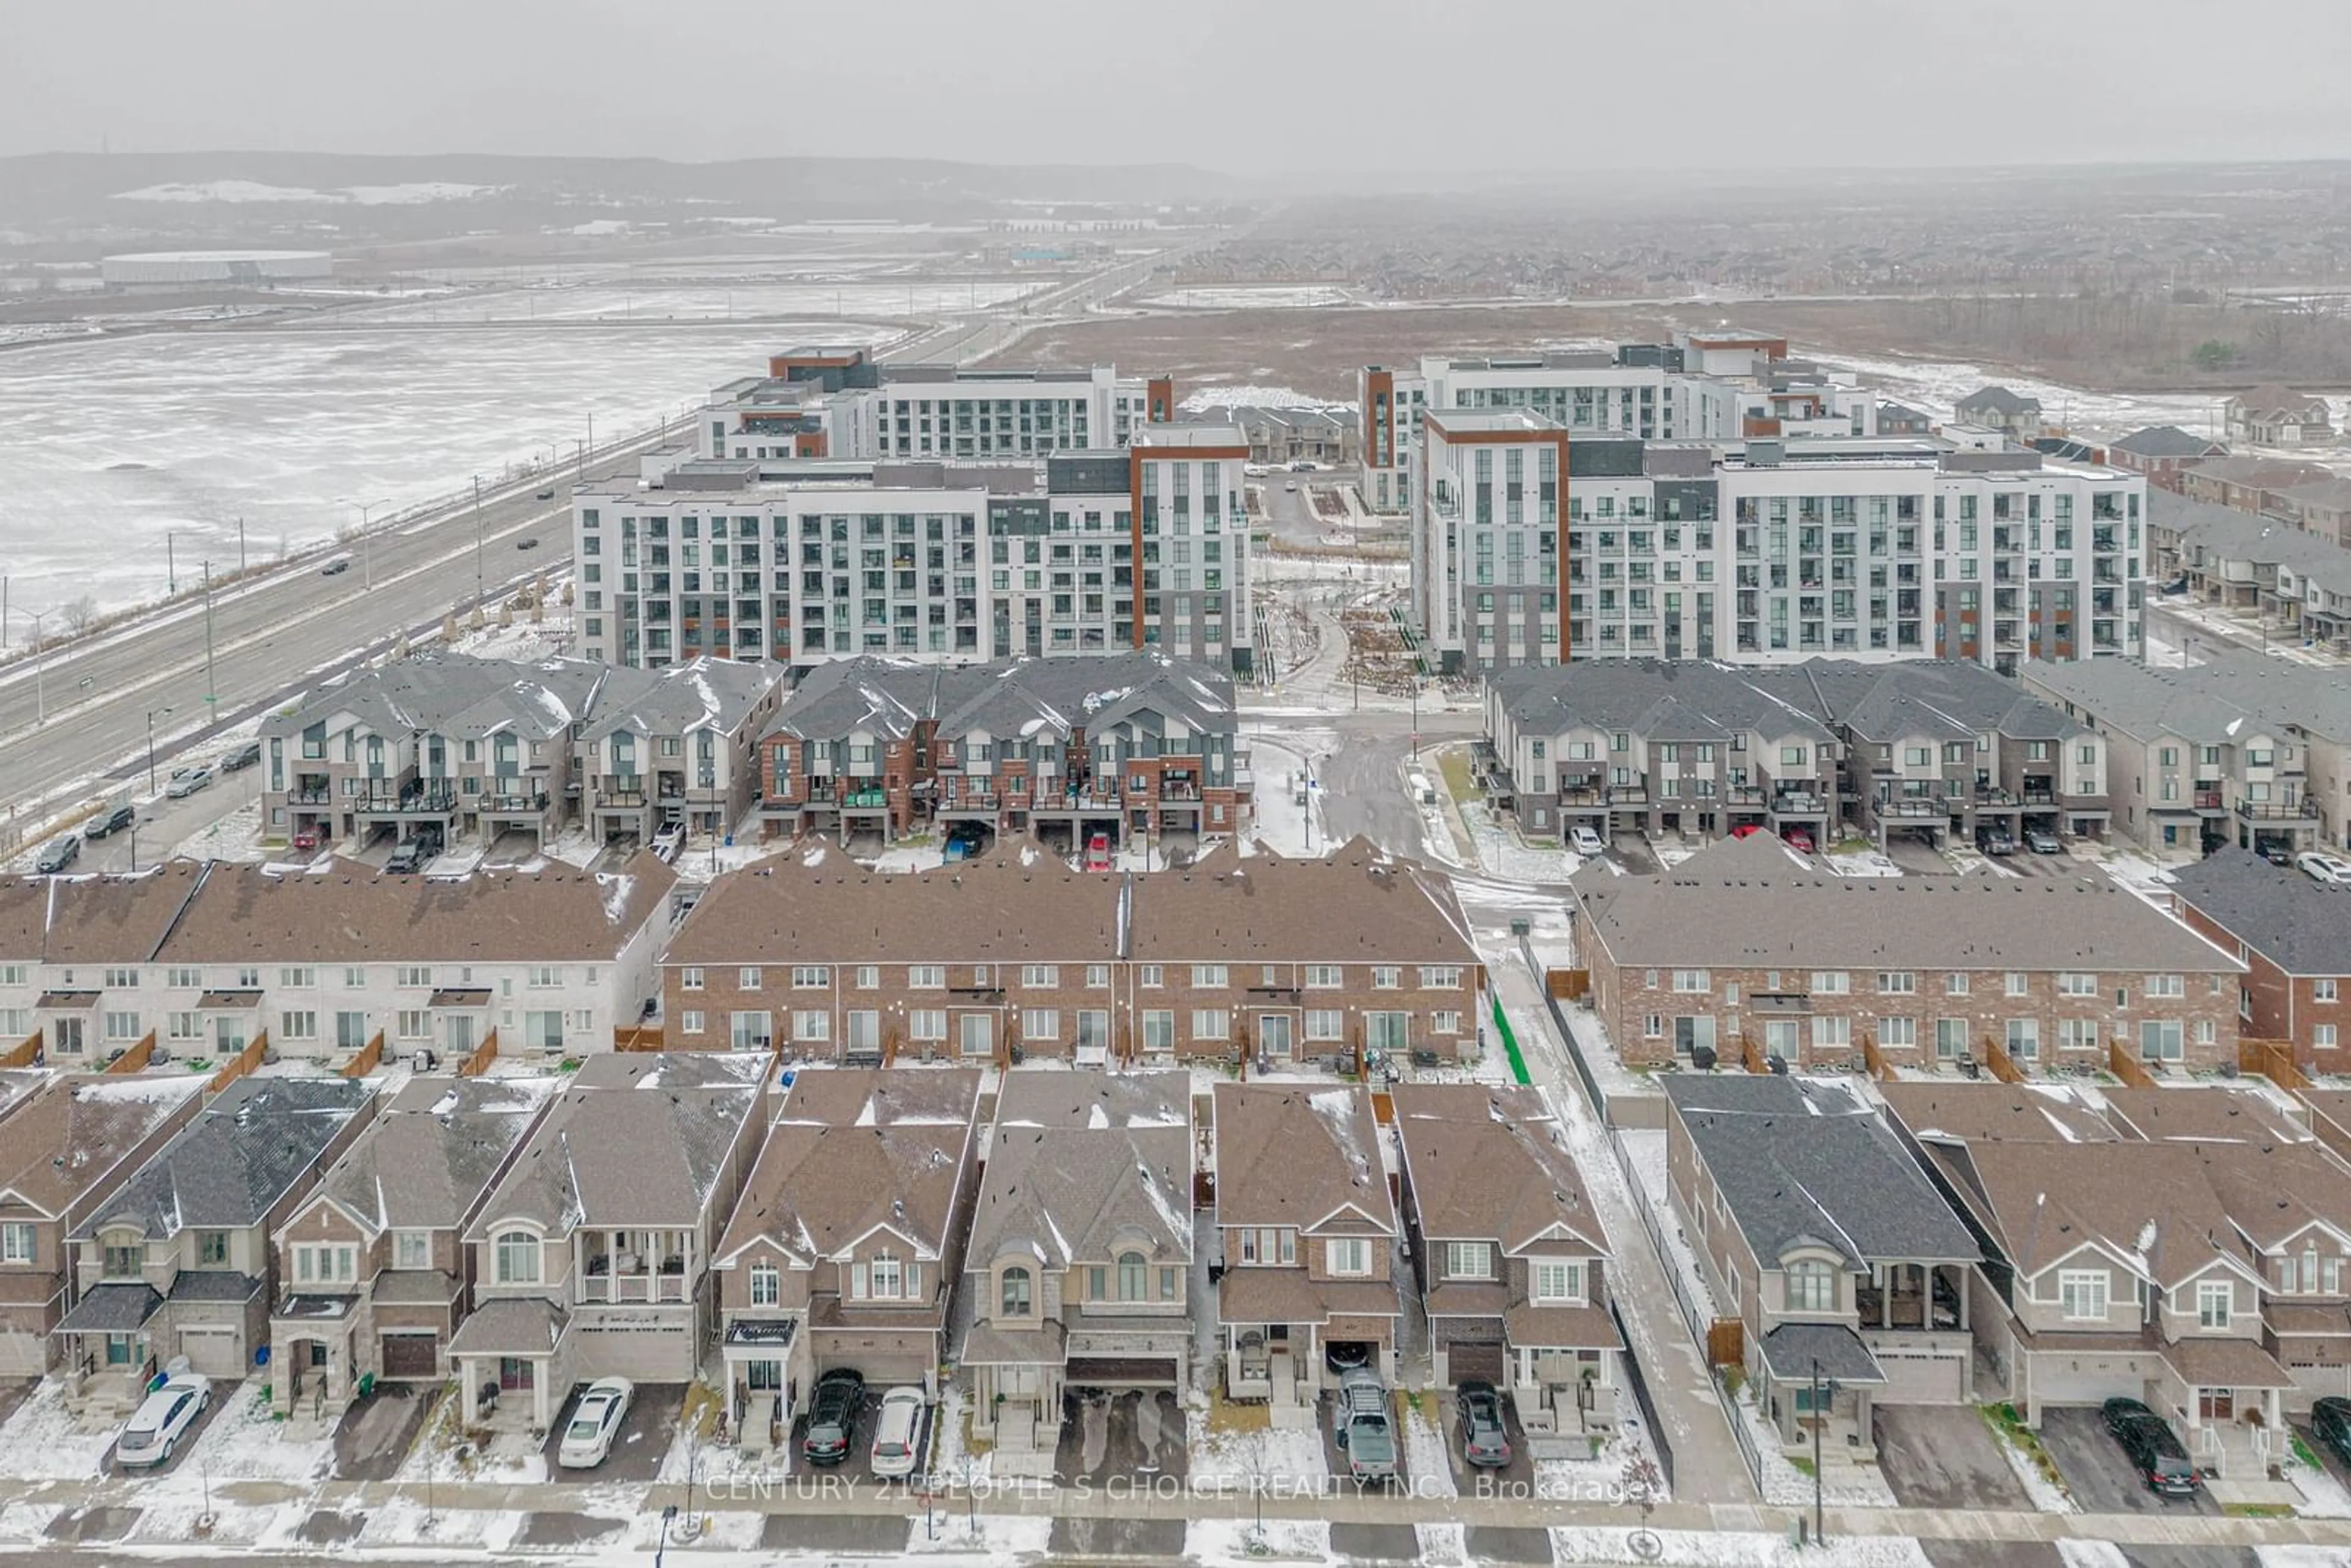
left=486, top=792, right=550, bottom=813
left=940, top=788, right=999, bottom=814
left=1159, top=779, right=1202, bottom=801
left=1722, top=785, right=1766, bottom=806
left=2192, top=789, right=2226, bottom=813
left=2237, top=797, right=2320, bottom=822
left=1607, top=786, right=1651, bottom=806
left=1973, top=784, right=2020, bottom=806
left=359, top=782, right=456, bottom=815
left=578, top=1269, right=689, bottom=1305
left=289, top=784, right=332, bottom=805
left=1772, top=791, right=1829, bottom=816
left=841, top=789, right=888, bottom=811
left=1878, top=798, right=1946, bottom=819
left=601, top=789, right=648, bottom=808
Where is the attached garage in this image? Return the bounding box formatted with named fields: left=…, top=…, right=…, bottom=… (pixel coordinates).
left=2025, top=1354, right=2155, bottom=1424
left=1441, top=1340, right=1508, bottom=1386
left=177, top=1325, right=242, bottom=1379
left=379, top=1332, right=441, bottom=1381
left=816, top=1329, right=937, bottom=1392
left=1870, top=1343, right=1968, bottom=1406
left=1067, top=1357, right=1180, bottom=1388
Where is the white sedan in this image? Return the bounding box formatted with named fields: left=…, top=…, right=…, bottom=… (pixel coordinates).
left=557, top=1377, right=634, bottom=1469
left=116, top=1371, right=211, bottom=1468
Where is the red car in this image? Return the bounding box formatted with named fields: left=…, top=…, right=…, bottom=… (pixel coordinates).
left=1730, top=824, right=1762, bottom=839
left=1084, top=833, right=1112, bottom=872
left=293, top=827, right=322, bottom=852
left=1780, top=827, right=1816, bottom=854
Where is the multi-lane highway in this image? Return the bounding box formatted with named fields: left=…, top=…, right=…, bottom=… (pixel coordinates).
left=0, top=244, right=1202, bottom=842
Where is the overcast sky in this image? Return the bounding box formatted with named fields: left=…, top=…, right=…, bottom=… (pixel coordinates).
left=3, top=0, right=2347, bottom=176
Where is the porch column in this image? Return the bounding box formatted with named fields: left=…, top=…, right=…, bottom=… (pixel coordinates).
left=1883, top=1264, right=1894, bottom=1330
left=1955, top=1266, right=1968, bottom=1332
left=533, top=1368, right=551, bottom=1431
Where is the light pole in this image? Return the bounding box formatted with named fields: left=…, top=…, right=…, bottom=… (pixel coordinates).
left=9, top=610, right=47, bottom=725
left=347, top=497, right=391, bottom=591
left=1811, top=1358, right=1828, bottom=1545
left=146, top=707, right=173, bottom=793
left=472, top=475, right=486, bottom=617
left=201, top=565, right=217, bottom=710
left=655, top=1503, right=675, bottom=1568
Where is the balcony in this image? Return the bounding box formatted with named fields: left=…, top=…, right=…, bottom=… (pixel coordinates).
left=360, top=783, right=457, bottom=815
left=1607, top=786, right=1650, bottom=806
left=2192, top=789, right=2225, bottom=812
left=1878, top=798, right=1945, bottom=819
left=487, top=792, right=550, bottom=813
left=1973, top=784, right=2019, bottom=806
left=290, top=784, right=332, bottom=805
left=1722, top=785, right=1766, bottom=806
left=1160, top=779, right=1202, bottom=801
left=1772, top=792, right=1828, bottom=816
left=2237, top=797, right=2319, bottom=822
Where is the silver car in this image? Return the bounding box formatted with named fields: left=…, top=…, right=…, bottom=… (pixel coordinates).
left=116, top=1373, right=211, bottom=1468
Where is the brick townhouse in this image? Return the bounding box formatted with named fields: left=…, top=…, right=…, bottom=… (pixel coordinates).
left=1570, top=832, right=2242, bottom=1071
left=757, top=650, right=1248, bottom=851
left=658, top=836, right=1483, bottom=1067
left=2167, top=851, right=2351, bottom=1075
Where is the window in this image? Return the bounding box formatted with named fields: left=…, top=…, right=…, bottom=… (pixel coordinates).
left=1304, top=1009, right=1343, bottom=1041
left=342, top=966, right=367, bottom=988
left=1671, top=970, right=1709, bottom=994
left=1785, top=1259, right=1836, bottom=1313
left=279, top=966, right=314, bottom=989
left=909, top=964, right=945, bottom=989
left=1118, top=1251, right=1149, bottom=1300
left=1305, top=965, right=1343, bottom=989
left=1000, top=1267, right=1032, bottom=1317
left=0, top=1223, right=34, bottom=1265
left=906, top=1009, right=945, bottom=1043
left=1810, top=972, right=1850, bottom=995
left=2006, top=1018, right=2039, bottom=1059
left=398, top=1010, right=432, bottom=1040
left=396, top=966, right=432, bottom=989
left=1021, top=964, right=1059, bottom=988
left=1877, top=972, right=1916, bottom=995
left=750, top=1262, right=781, bottom=1307
left=494, top=1231, right=541, bottom=1285
left=528, top=965, right=560, bottom=989
left=680, top=967, right=705, bottom=991
left=737, top=967, right=762, bottom=991
left=793, top=1010, right=829, bottom=1042
left=1140, top=1010, right=1174, bottom=1052
left=1420, top=966, right=1463, bottom=989
left=1325, top=1237, right=1373, bottom=1276
left=197, top=1230, right=230, bottom=1266
left=680, top=1010, right=705, bottom=1035
left=103, top=1011, right=141, bottom=1041
left=2319, top=1024, right=2339, bottom=1050
left=1021, top=1008, right=1059, bottom=1041
left=103, top=1241, right=142, bottom=1279
left=1087, top=964, right=1110, bottom=989
left=1138, top=964, right=1164, bottom=988
left=2140, top=1019, right=2183, bottom=1062
left=2315, top=978, right=2340, bottom=1003
left=393, top=1231, right=431, bottom=1271
left=1946, top=973, right=1971, bottom=996
left=791, top=966, right=830, bottom=989
left=1191, top=1008, right=1229, bottom=1042
left=294, top=1243, right=356, bottom=1286
left=1445, top=1242, right=1493, bottom=1279
left=2058, top=972, right=2098, bottom=997
left=2058, top=1269, right=2109, bottom=1321
left=1878, top=1016, right=1917, bottom=1048
left=1371, top=966, right=1401, bottom=989
left=1812, top=1016, right=1851, bottom=1051
left=1532, top=1260, right=1586, bottom=1304
left=2196, top=1280, right=2232, bottom=1330
left=858, top=1253, right=913, bottom=1300
left=2005, top=972, right=2028, bottom=997
left=1192, top=965, right=1228, bottom=988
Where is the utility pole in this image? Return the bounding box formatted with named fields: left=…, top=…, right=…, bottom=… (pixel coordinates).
left=202, top=563, right=217, bottom=710
left=238, top=517, right=247, bottom=575
left=473, top=475, right=486, bottom=616
left=167, top=531, right=176, bottom=596
left=1811, top=1359, right=1827, bottom=1545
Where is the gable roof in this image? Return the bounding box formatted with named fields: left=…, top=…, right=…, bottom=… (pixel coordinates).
left=717, top=1068, right=980, bottom=1267
left=259, top=651, right=610, bottom=747
left=1927, top=1137, right=2249, bottom=1289
left=759, top=650, right=1235, bottom=745
left=1956, top=386, right=2040, bottom=415
left=575, top=656, right=787, bottom=742
left=1878, top=1081, right=2120, bottom=1147
left=1391, top=1084, right=1607, bottom=1256
left=1129, top=838, right=1475, bottom=963
left=0, top=1074, right=207, bottom=1221
left=2112, top=425, right=2227, bottom=459
left=32, top=862, right=206, bottom=966
left=2100, top=1086, right=2309, bottom=1147
left=967, top=1070, right=1192, bottom=1272
left=1662, top=1075, right=1977, bottom=1270
left=73, top=1076, right=374, bottom=1240
left=2167, top=850, right=2351, bottom=975
left=307, top=1075, right=560, bottom=1237
left=1212, top=1082, right=1395, bottom=1234
left=2227, top=385, right=2333, bottom=420
left=156, top=854, right=677, bottom=965
left=468, top=1052, right=765, bottom=1236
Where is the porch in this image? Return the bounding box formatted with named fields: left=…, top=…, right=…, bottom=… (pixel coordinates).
left=1503, top=1301, right=1627, bottom=1439
left=446, top=1297, right=572, bottom=1436
left=271, top=1294, right=359, bottom=1417
left=2162, top=1335, right=2296, bottom=1482
left=1757, top=1321, right=1888, bottom=1462
left=962, top=1318, right=1068, bottom=1471
left=53, top=1283, right=162, bottom=1417
left=719, top=1317, right=808, bottom=1458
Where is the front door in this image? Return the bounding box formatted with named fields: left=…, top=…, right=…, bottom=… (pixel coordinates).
left=499, top=1357, right=536, bottom=1394
left=2200, top=1388, right=2235, bottom=1422
left=212, top=1017, right=244, bottom=1053
left=445, top=1015, right=476, bottom=1054
left=1259, top=1013, right=1293, bottom=1060
left=1763, top=1019, right=1800, bottom=1062
left=746, top=1359, right=782, bottom=1392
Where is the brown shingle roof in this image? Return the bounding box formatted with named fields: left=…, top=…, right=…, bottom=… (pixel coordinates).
left=1878, top=1082, right=2121, bottom=1146
left=309, top=1075, right=560, bottom=1236
left=1130, top=839, right=1476, bottom=964
left=0, top=1073, right=206, bottom=1220
left=1392, top=1084, right=1608, bottom=1256
left=1213, top=1082, right=1394, bottom=1234
left=35, top=862, right=206, bottom=965
left=2101, top=1086, right=2309, bottom=1147
left=1937, top=1139, right=2243, bottom=1288
left=156, top=854, right=677, bottom=964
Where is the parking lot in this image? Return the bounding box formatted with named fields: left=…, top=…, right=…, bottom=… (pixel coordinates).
left=1874, top=1406, right=2061, bottom=1568
left=1054, top=1389, right=1186, bottom=1487
left=2037, top=1408, right=2251, bottom=1568
left=538, top=1381, right=683, bottom=1484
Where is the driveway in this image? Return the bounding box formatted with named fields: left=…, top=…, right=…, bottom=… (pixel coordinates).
left=102, top=1380, right=227, bottom=1477
left=332, top=1382, right=436, bottom=1481
left=2038, top=1408, right=2250, bottom=1568
left=1438, top=1386, right=1533, bottom=1496
left=1608, top=833, right=1662, bottom=876
left=1317, top=1389, right=1408, bottom=1493
left=1054, top=1389, right=1186, bottom=1487
left=1881, top=835, right=1952, bottom=877
left=539, top=1381, right=682, bottom=1484
left=1875, top=1406, right=2062, bottom=1568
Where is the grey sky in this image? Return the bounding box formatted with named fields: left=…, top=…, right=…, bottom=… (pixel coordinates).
left=2, top=0, right=2346, bottom=175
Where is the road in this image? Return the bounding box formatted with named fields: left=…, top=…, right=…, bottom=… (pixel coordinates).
left=0, top=245, right=1191, bottom=835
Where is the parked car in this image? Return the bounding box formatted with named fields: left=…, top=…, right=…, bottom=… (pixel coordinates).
left=1324, top=1340, right=1371, bottom=1376
left=384, top=838, right=432, bottom=874
left=2103, top=1397, right=2199, bottom=1497
left=1084, top=832, right=1112, bottom=872
left=2298, top=851, right=2351, bottom=886
left=164, top=767, right=213, bottom=799
left=517, top=537, right=541, bottom=550
left=35, top=836, right=80, bottom=874
left=84, top=803, right=136, bottom=839
left=1569, top=826, right=1607, bottom=857
left=2263, top=844, right=2295, bottom=868
left=1284, top=481, right=1299, bottom=492
left=1457, top=1379, right=1512, bottom=1468
left=293, top=826, right=323, bottom=852
left=2023, top=828, right=2063, bottom=855
left=1780, top=827, right=1815, bottom=855
left=557, top=1378, right=634, bottom=1469
left=219, top=741, right=262, bottom=773
left=1977, top=827, right=2017, bottom=856
left=1332, top=1367, right=1397, bottom=1485
left=802, top=1368, right=864, bottom=1466
left=650, top=820, right=686, bottom=863
left=869, top=1386, right=927, bottom=1479
left=536, top=487, right=556, bottom=500
left=1729, top=823, right=1763, bottom=839
left=320, top=557, right=351, bottom=576
left=2311, top=1396, right=2351, bottom=1467
left=116, top=1371, right=211, bottom=1468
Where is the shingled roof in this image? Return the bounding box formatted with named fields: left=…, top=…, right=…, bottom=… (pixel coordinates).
left=73, top=1076, right=374, bottom=1240
left=1391, top=1084, right=1607, bottom=1257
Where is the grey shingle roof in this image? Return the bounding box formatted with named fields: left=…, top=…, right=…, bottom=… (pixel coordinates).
left=2112, top=425, right=2225, bottom=459
left=967, top=1070, right=1192, bottom=1274
left=2030, top=647, right=2351, bottom=745
left=261, top=652, right=610, bottom=746
left=1760, top=1322, right=1886, bottom=1385
left=2166, top=850, right=2351, bottom=976
left=312, top=1075, right=560, bottom=1235
left=575, top=657, right=787, bottom=743
left=74, top=1077, right=374, bottom=1240
left=1663, top=1075, right=1978, bottom=1269
left=760, top=651, right=1234, bottom=745
left=1956, top=386, right=2040, bottom=416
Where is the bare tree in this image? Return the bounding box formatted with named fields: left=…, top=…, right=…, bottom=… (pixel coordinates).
left=58, top=596, right=97, bottom=636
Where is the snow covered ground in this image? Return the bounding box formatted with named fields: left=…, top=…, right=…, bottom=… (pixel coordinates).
left=1188, top=1517, right=1333, bottom=1562
left=1554, top=1526, right=1931, bottom=1567
left=0, top=1380, right=121, bottom=1479
left=1186, top=1394, right=1330, bottom=1487
left=1182, top=382, right=1353, bottom=411
left=1150, top=286, right=1359, bottom=311
left=184, top=1379, right=334, bottom=1482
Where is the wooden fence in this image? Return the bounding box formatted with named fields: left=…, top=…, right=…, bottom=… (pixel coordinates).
left=338, top=1032, right=385, bottom=1079
left=0, top=1031, right=39, bottom=1070
left=1859, top=1029, right=1894, bottom=1082
left=104, top=1032, right=158, bottom=1076
left=208, top=1031, right=269, bottom=1094
left=455, top=1028, right=500, bottom=1079
left=1706, top=1319, right=1745, bottom=1370
left=2107, top=1039, right=2157, bottom=1089
left=1984, top=1035, right=2025, bottom=1084
left=613, top=1024, right=666, bottom=1053
left=1547, top=969, right=1589, bottom=1001
left=2240, top=1037, right=2310, bottom=1090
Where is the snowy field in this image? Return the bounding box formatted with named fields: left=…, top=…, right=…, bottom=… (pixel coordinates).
left=325, top=278, right=1032, bottom=327
left=1147, top=285, right=1359, bottom=310
left=0, top=318, right=855, bottom=617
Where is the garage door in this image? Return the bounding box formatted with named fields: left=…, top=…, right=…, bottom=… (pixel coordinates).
left=380, top=1332, right=440, bottom=1381
left=1871, top=1346, right=1965, bottom=1405
left=2032, top=1361, right=2143, bottom=1411
left=1067, top=1357, right=1180, bottom=1389
left=1444, top=1341, right=1507, bottom=1386
left=178, top=1326, right=241, bottom=1379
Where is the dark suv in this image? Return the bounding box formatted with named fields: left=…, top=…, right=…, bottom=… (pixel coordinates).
left=2311, top=1396, right=2351, bottom=1466
left=84, top=804, right=135, bottom=839
left=2103, top=1397, right=2199, bottom=1496
left=802, top=1368, right=864, bottom=1466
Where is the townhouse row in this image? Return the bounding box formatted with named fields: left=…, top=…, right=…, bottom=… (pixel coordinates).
left=1482, top=656, right=2110, bottom=850
left=256, top=645, right=1247, bottom=855
left=1570, top=831, right=2244, bottom=1072
left=2, top=1057, right=1624, bottom=1475
left=1662, top=1070, right=2351, bottom=1483
left=0, top=838, right=1479, bottom=1073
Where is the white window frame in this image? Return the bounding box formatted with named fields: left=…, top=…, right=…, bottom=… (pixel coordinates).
left=1444, top=1240, right=1492, bottom=1280
left=1325, top=1236, right=1373, bottom=1277
left=1531, top=1259, right=1586, bottom=1305
left=2058, top=1268, right=2109, bottom=1322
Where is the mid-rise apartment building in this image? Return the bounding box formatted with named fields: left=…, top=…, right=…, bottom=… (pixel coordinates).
left=575, top=433, right=1250, bottom=675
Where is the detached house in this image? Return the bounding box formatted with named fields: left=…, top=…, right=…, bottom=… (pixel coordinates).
left=266, top=1075, right=559, bottom=1414
left=58, top=1076, right=377, bottom=1409
left=1393, top=1084, right=1620, bottom=1437
left=1662, top=1074, right=1980, bottom=1463
left=1213, top=1082, right=1399, bottom=1408
left=0, top=1074, right=207, bottom=1378
left=711, top=1067, right=981, bottom=1454
left=962, top=1071, right=1194, bottom=1463
left=451, top=1052, right=767, bottom=1433
left=2225, top=386, right=2335, bottom=448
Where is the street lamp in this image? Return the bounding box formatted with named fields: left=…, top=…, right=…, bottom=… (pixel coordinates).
left=654, top=1503, right=677, bottom=1568
left=146, top=707, right=173, bottom=794
left=345, top=497, right=391, bottom=592
left=8, top=609, right=47, bottom=726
